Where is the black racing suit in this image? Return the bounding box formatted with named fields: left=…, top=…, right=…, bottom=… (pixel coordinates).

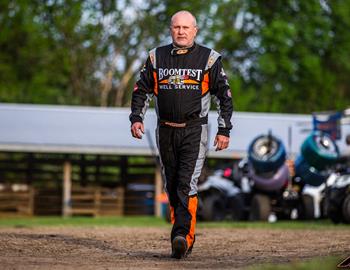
left=130, top=43, right=233, bottom=250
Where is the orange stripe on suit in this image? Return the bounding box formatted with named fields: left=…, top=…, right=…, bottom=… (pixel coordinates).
left=183, top=79, right=199, bottom=84
left=185, top=196, right=198, bottom=249
left=153, top=71, right=158, bottom=95
left=201, top=73, right=209, bottom=95
left=170, top=205, right=175, bottom=224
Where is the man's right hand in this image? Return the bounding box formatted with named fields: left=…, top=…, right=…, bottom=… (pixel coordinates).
left=131, top=122, right=144, bottom=139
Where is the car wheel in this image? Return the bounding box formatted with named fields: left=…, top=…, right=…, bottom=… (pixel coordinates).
left=342, top=194, right=350, bottom=223
left=301, top=131, right=339, bottom=170
left=328, top=201, right=342, bottom=224
left=248, top=134, right=286, bottom=173
left=300, top=194, right=315, bottom=220
left=249, top=164, right=289, bottom=192
left=249, top=194, right=271, bottom=221
left=295, top=156, right=328, bottom=186
left=201, top=194, right=226, bottom=221
left=230, top=193, right=247, bottom=221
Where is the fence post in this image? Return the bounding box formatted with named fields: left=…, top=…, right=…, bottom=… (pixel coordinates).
left=95, top=187, right=101, bottom=217
left=28, top=186, right=35, bottom=216
left=63, top=161, right=72, bottom=217
left=155, top=168, right=162, bottom=217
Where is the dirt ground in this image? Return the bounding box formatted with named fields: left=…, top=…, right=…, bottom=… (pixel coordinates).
left=0, top=226, right=349, bottom=270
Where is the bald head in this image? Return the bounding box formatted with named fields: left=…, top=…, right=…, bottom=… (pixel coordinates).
left=170, top=10, right=198, bottom=48
left=171, top=11, right=197, bottom=28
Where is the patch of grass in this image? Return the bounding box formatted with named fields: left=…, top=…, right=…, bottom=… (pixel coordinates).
left=0, top=216, right=169, bottom=228
left=197, top=220, right=350, bottom=230
left=0, top=216, right=348, bottom=230
left=246, top=256, right=345, bottom=270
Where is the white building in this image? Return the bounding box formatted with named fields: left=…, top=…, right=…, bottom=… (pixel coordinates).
left=0, top=103, right=349, bottom=158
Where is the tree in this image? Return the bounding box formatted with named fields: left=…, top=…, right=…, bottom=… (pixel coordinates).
left=0, top=0, right=216, bottom=107
left=1, top=0, right=349, bottom=114
left=0, top=0, right=107, bottom=105
left=207, top=0, right=350, bottom=113
left=100, top=0, right=215, bottom=107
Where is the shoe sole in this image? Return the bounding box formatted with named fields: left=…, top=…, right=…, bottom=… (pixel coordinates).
left=172, top=236, right=187, bottom=259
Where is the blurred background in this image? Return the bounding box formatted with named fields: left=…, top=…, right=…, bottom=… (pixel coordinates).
left=1, top=0, right=349, bottom=111
left=0, top=0, right=349, bottom=223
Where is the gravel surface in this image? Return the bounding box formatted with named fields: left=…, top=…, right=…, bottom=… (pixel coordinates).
left=0, top=226, right=349, bottom=269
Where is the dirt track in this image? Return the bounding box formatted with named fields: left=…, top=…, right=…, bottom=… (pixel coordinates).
left=0, top=226, right=349, bottom=269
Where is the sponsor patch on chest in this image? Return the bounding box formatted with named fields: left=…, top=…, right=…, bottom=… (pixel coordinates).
left=158, top=68, right=203, bottom=90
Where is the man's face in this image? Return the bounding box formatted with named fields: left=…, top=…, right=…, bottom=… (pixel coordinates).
left=170, top=13, right=197, bottom=48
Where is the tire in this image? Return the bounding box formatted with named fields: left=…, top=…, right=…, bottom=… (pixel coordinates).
left=328, top=206, right=342, bottom=224
left=249, top=163, right=289, bottom=192
left=196, top=196, right=204, bottom=220
left=230, top=193, right=247, bottom=221
left=321, top=197, right=328, bottom=219
left=201, top=194, right=226, bottom=221
left=295, top=156, right=328, bottom=186
left=300, top=194, right=315, bottom=220
left=301, top=131, right=339, bottom=170
left=248, top=134, right=286, bottom=173
left=327, top=200, right=342, bottom=224
left=342, top=194, right=350, bottom=223
left=249, top=194, right=271, bottom=221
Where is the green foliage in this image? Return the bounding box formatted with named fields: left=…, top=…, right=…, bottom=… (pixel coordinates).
left=208, top=0, right=350, bottom=113
left=0, top=0, right=106, bottom=105
left=0, top=0, right=349, bottom=113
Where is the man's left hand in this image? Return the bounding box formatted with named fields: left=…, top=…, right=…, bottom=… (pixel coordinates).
left=214, top=135, right=230, bottom=151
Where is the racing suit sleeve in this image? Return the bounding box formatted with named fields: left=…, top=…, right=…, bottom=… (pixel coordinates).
left=129, top=57, right=155, bottom=124
left=209, top=58, right=233, bottom=137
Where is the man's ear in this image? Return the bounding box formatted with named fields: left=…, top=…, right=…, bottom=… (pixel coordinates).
left=194, top=26, right=199, bottom=36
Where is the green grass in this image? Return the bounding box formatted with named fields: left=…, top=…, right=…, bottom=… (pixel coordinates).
left=0, top=216, right=169, bottom=228
left=197, top=220, right=350, bottom=230
left=0, top=216, right=349, bottom=229
left=246, top=256, right=346, bottom=270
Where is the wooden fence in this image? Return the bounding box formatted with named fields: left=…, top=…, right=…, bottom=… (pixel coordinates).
left=0, top=152, right=157, bottom=216
left=0, top=184, right=34, bottom=216
left=70, top=187, right=124, bottom=216
left=0, top=185, right=124, bottom=217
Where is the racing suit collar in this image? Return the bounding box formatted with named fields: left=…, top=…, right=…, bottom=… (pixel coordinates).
left=171, top=42, right=196, bottom=55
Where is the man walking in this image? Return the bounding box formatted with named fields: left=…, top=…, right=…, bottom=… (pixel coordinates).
left=130, top=10, right=233, bottom=259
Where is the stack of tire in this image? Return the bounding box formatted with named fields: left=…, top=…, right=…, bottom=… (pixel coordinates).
left=247, top=133, right=289, bottom=220
left=295, top=131, right=339, bottom=187
left=295, top=131, right=339, bottom=220
left=326, top=173, right=350, bottom=224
